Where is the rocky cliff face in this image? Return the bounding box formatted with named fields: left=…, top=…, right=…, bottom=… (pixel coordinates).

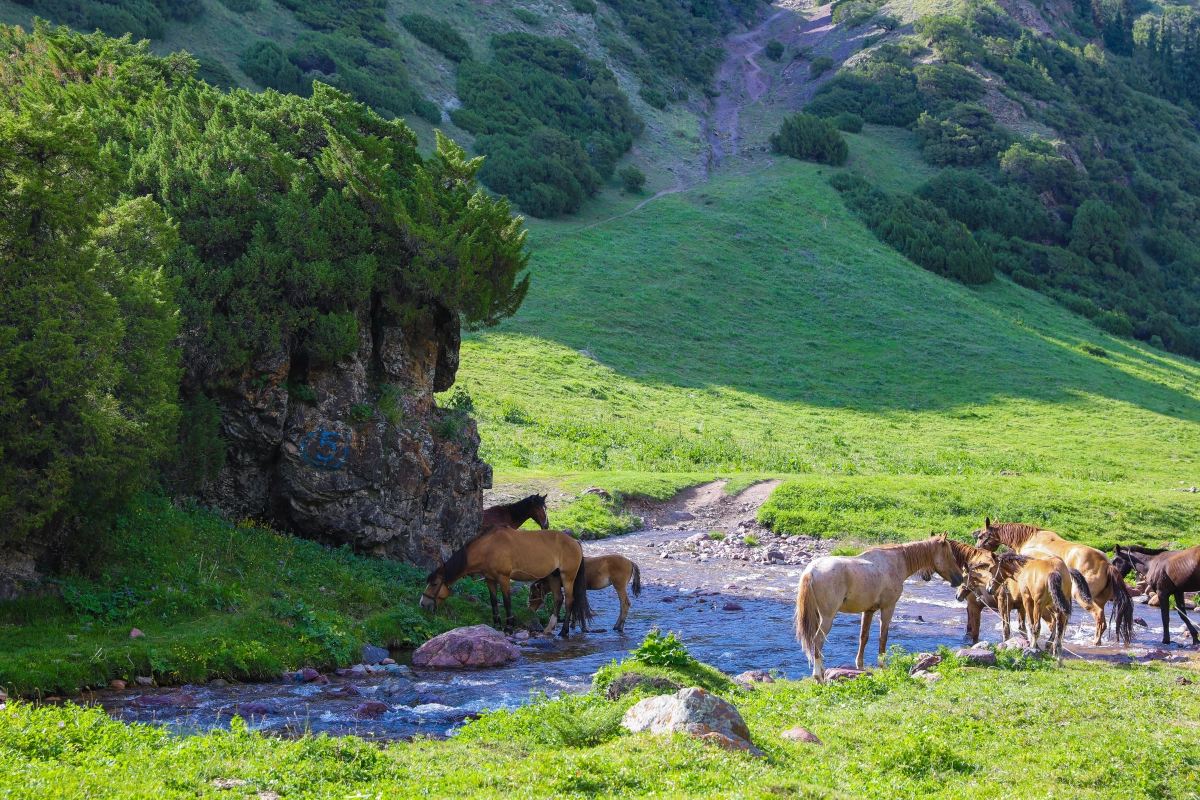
left=203, top=305, right=490, bottom=567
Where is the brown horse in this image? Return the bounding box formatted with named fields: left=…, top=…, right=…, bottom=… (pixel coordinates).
left=943, top=537, right=1016, bottom=643
left=794, top=535, right=963, bottom=682
left=420, top=527, right=589, bottom=637
left=973, top=519, right=1133, bottom=645
left=985, top=553, right=1075, bottom=659
left=1144, top=545, right=1200, bottom=645
left=529, top=554, right=642, bottom=634
left=482, top=494, right=549, bottom=532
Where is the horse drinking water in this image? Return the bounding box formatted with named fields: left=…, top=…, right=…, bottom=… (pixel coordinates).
left=794, top=535, right=963, bottom=682
left=420, top=527, right=589, bottom=637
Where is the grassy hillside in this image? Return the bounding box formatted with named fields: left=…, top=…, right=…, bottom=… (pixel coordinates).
left=449, top=149, right=1200, bottom=543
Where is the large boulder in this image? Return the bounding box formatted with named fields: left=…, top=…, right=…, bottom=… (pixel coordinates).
left=199, top=307, right=491, bottom=566
left=412, top=625, right=521, bottom=668
left=622, top=687, right=763, bottom=757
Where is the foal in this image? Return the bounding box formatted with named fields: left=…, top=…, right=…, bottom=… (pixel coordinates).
left=986, top=553, right=1075, bottom=659
left=530, top=554, right=642, bottom=633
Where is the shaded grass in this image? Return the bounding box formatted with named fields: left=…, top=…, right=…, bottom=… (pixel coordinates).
left=0, top=496, right=518, bottom=698
left=757, top=474, right=1200, bottom=549
left=1, top=653, right=1196, bottom=797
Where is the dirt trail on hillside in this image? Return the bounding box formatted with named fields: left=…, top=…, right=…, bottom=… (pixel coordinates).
left=619, top=479, right=782, bottom=533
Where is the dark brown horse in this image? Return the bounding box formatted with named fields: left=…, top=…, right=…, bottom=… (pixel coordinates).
left=1144, top=545, right=1200, bottom=645
left=482, top=494, right=549, bottom=532
left=1112, top=544, right=1168, bottom=585
left=420, top=527, right=589, bottom=637
left=973, top=519, right=1133, bottom=644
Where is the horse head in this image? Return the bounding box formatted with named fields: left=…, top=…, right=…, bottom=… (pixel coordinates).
left=420, top=566, right=453, bottom=610
left=531, top=494, right=550, bottom=530
left=1111, top=545, right=1133, bottom=580
left=973, top=517, right=1003, bottom=552
left=930, top=534, right=964, bottom=588
left=528, top=580, right=547, bottom=612
left=957, top=551, right=999, bottom=603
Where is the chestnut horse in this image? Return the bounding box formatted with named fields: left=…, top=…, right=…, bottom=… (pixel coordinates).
left=944, top=537, right=1016, bottom=643
left=482, top=494, right=549, bottom=532
left=1144, top=545, right=1200, bottom=645
left=794, top=535, right=963, bottom=682
left=985, top=553, right=1075, bottom=659
left=973, top=519, right=1133, bottom=645
left=420, top=527, right=589, bottom=637
left=529, top=554, right=642, bottom=633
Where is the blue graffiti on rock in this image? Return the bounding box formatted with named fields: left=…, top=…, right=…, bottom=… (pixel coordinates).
left=302, top=428, right=349, bottom=470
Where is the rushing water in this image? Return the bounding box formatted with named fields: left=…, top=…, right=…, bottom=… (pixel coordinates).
left=87, top=528, right=1195, bottom=740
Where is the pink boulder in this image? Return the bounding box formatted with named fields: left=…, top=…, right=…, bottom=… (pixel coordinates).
left=781, top=725, right=823, bottom=744
left=129, top=628, right=145, bottom=639
left=412, top=625, right=521, bottom=669
left=354, top=701, right=390, bottom=718
left=823, top=667, right=869, bottom=682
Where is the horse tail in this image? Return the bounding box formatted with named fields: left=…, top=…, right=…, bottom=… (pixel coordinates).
left=1106, top=563, right=1133, bottom=645
left=569, top=555, right=591, bottom=630
left=794, top=571, right=821, bottom=662
left=630, top=561, right=642, bottom=597
left=1067, top=569, right=1093, bottom=606
left=1048, top=570, right=1071, bottom=617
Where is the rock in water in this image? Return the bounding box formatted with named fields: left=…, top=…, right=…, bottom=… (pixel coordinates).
left=360, top=644, right=389, bottom=665
left=195, top=307, right=491, bottom=567
left=412, top=625, right=520, bottom=668
left=781, top=725, right=822, bottom=744
left=621, top=687, right=763, bottom=757
left=379, top=678, right=420, bottom=705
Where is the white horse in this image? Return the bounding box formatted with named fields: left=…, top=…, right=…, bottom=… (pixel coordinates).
left=794, top=535, right=963, bottom=682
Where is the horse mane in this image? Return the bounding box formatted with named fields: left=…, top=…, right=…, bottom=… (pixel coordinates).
left=987, top=522, right=1043, bottom=549
left=1118, top=545, right=1169, bottom=556
left=427, top=529, right=498, bottom=584
left=876, top=538, right=947, bottom=575
left=945, top=538, right=986, bottom=569
left=995, top=552, right=1031, bottom=576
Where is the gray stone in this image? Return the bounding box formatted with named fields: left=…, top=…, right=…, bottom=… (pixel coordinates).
left=733, top=670, right=773, bottom=687
left=378, top=678, right=420, bottom=705
left=996, top=636, right=1029, bottom=651
left=622, top=687, right=763, bottom=757
left=360, top=644, right=389, bottom=665
left=909, top=653, right=942, bottom=675
left=956, top=647, right=998, bottom=666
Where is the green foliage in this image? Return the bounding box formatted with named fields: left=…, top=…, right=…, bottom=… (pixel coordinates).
left=453, top=33, right=644, bottom=217
left=830, top=172, right=994, bottom=285
left=765, top=38, right=784, bottom=60
left=400, top=14, right=471, bottom=62
left=570, top=0, right=597, bottom=12
left=600, top=0, right=750, bottom=87
left=1069, top=200, right=1131, bottom=267
left=770, top=112, right=848, bottom=166
left=831, top=0, right=887, bottom=26
left=0, top=26, right=182, bottom=547
left=619, top=165, right=646, bottom=193
left=555, top=494, right=638, bottom=538
left=193, top=56, right=239, bottom=90
left=239, top=39, right=307, bottom=94
left=915, top=104, right=1011, bottom=166
left=13, top=0, right=202, bottom=40
left=809, top=54, right=834, bottom=77
left=832, top=111, right=864, bottom=132
left=306, top=311, right=360, bottom=364
left=216, top=0, right=258, bottom=12
left=171, top=394, right=226, bottom=493
left=757, top=474, right=1200, bottom=550
left=914, top=168, right=1051, bottom=240
left=512, top=7, right=542, bottom=26
left=631, top=629, right=695, bottom=666
left=458, top=692, right=627, bottom=748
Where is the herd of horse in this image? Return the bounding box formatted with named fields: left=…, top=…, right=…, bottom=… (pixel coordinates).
left=418, top=495, right=1200, bottom=683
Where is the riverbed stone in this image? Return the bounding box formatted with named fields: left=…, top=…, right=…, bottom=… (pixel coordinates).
left=909, top=653, right=941, bottom=675
left=379, top=677, right=420, bottom=705
left=733, top=670, right=773, bottom=687
left=605, top=671, right=683, bottom=701
left=354, top=701, right=390, bottom=718
left=823, top=667, right=868, bottom=682
left=361, top=644, right=390, bottom=665
left=621, top=687, right=762, bottom=757
left=956, top=647, right=998, bottom=666
left=996, top=636, right=1029, bottom=651
left=108, top=680, right=126, bottom=691
left=722, top=601, right=744, bottom=612
left=412, top=625, right=520, bottom=668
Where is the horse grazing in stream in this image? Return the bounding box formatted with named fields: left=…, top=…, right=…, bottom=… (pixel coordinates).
left=1143, top=545, right=1200, bottom=646
left=529, top=554, right=642, bottom=634
left=973, top=519, right=1133, bottom=645
left=985, top=553, right=1077, bottom=659
left=420, top=527, right=589, bottom=637
left=482, top=494, right=549, bottom=532
left=794, top=535, right=963, bottom=683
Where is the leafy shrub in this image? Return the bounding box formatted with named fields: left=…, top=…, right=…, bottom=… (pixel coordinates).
left=240, top=40, right=307, bottom=94
left=639, top=85, right=668, bottom=109
left=833, top=111, right=864, bottom=132
left=916, top=105, right=1011, bottom=166
left=765, top=38, right=784, bottom=60
left=306, top=311, right=359, bottom=364
left=631, top=629, right=695, bottom=666
left=914, top=169, right=1050, bottom=239
left=570, top=0, right=596, bottom=12
left=512, top=8, right=542, bottom=26
left=619, top=165, right=646, bottom=193
left=830, top=172, right=994, bottom=285
left=400, top=14, right=471, bottom=62
left=556, top=494, right=638, bottom=539
left=601, top=0, right=741, bottom=86
left=1069, top=200, right=1130, bottom=267
left=809, top=55, right=835, bottom=78
left=770, top=113, right=849, bottom=166
left=193, top=56, right=239, bottom=90
left=455, top=33, right=644, bottom=217
left=171, top=395, right=226, bottom=492
left=217, top=0, right=258, bottom=12
left=1079, top=343, right=1109, bottom=357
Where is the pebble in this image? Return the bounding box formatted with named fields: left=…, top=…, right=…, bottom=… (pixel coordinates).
left=722, top=602, right=744, bottom=612
left=129, top=628, right=145, bottom=639
left=781, top=725, right=822, bottom=744
left=108, top=680, right=126, bottom=691
left=135, top=676, right=154, bottom=687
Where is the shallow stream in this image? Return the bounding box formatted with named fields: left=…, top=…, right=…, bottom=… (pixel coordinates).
left=87, top=528, right=1195, bottom=740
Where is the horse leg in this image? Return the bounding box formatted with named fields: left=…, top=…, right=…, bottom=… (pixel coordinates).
left=485, top=578, right=501, bottom=628
left=615, top=582, right=630, bottom=633
left=856, top=610, right=874, bottom=671
left=1026, top=593, right=1041, bottom=649
left=813, top=614, right=836, bottom=683
left=877, top=604, right=895, bottom=666
left=966, top=597, right=980, bottom=644
left=1158, top=590, right=1173, bottom=645
left=1175, top=594, right=1200, bottom=646
left=498, top=575, right=515, bottom=632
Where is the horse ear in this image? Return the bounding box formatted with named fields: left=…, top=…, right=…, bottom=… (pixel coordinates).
left=985, top=516, right=991, bottom=528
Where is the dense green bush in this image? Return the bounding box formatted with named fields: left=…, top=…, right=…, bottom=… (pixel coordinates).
left=765, top=37, right=784, bottom=60
left=512, top=7, right=542, bottom=26
left=619, top=165, right=646, bottom=193
left=809, top=55, right=834, bottom=78
left=833, top=111, right=864, bottom=132
left=1, top=25, right=182, bottom=546
left=453, top=33, right=644, bottom=217
left=240, top=39, right=308, bottom=94
left=770, top=113, right=849, bottom=166
left=570, top=0, right=596, bottom=12
left=400, top=14, right=471, bottom=62
left=914, top=169, right=1051, bottom=240
left=216, top=0, right=257, bottom=12
left=193, top=56, right=239, bottom=89
left=830, top=172, right=994, bottom=285
left=13, top=0, right=202, bottom=40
